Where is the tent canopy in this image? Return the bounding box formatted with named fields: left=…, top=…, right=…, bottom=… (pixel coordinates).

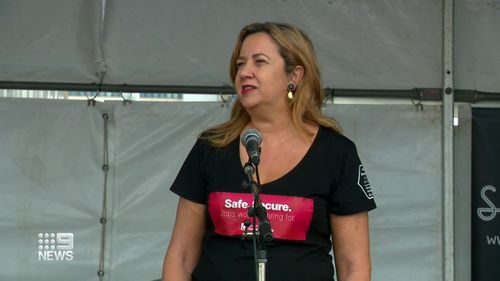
left=1, top=0, right=499, bottom=92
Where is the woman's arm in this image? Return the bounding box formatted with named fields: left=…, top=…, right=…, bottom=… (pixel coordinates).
left=162, top=197, right=206, bottom=281
left=330, top=211, right=372, bottom=281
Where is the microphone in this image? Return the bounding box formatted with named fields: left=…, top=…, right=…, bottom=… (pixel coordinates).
left=240, top=128, right=263, bottom=165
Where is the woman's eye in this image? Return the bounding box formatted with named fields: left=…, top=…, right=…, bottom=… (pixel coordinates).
left=236, top=62, right=245, bottom=68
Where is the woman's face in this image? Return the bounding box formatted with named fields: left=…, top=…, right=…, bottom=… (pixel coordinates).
left=234, top=32, right=290, bottom=111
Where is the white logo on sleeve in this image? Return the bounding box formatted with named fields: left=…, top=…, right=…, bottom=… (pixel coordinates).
left=358, top=165, right=374, bottom=199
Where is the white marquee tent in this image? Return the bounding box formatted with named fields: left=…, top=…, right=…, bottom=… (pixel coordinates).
left=1, top=0, right=499, bottom=91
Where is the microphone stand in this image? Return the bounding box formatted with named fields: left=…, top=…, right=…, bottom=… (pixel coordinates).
left=243, top=161, right=273, bottom=281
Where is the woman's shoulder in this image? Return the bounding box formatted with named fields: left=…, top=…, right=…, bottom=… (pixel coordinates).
left=318, top=125, right=356, bottom=149
left=194, top=133, right=238, bottom=153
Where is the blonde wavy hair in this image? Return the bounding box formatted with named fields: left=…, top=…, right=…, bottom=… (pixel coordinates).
left=201, top=22, right=341, bottom=147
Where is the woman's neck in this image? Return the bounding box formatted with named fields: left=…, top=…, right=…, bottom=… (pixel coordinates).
left=247, top=114, right=293, bottom=134
left=245, top=104, right=294, bottom=133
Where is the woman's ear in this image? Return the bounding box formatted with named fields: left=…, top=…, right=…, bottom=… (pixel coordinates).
left=290, top=65, right=304, bottom=84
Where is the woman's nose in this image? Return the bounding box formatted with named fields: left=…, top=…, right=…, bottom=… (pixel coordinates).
left=238, top=63, right=254, bottom=79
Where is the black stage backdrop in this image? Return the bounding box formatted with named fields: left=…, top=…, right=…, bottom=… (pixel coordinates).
left=472, top=108, right=500, bottom=281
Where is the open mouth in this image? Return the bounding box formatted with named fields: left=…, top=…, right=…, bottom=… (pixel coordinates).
left=241, top=85, right=257, bottom=95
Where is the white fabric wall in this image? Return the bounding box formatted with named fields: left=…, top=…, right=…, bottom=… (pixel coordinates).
left=0, top=99, right=447, bottom=281
left=0, top=99, right=105, bottom=280
left=326, top=105, right=444, bottom=281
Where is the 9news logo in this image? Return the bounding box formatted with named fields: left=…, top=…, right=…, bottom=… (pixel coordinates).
left=37, top=232, right=74, bottom=261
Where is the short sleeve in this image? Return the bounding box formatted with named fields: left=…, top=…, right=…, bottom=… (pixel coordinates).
left=170, top=139, right=208, bottom=204
left=329, top=141, right=376, bottom=215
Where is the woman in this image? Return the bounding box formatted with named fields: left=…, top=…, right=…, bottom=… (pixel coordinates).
left=162, top=22, right=376, bottom=281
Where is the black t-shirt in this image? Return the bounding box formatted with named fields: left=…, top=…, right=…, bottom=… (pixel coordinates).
left=171, top=126, right=376, bottom=281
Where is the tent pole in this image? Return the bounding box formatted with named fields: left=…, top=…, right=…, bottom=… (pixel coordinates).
left=442, top=0, right=455, bottom=281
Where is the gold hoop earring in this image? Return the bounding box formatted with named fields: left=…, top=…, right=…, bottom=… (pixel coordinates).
left=287, top=83, right=296, bottom=100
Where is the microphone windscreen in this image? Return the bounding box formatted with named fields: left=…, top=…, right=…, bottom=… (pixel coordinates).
left=240, top=128, right=262, bottom=146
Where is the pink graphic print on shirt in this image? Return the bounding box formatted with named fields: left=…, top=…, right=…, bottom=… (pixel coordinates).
left=208, top=192, right=314, bottom=241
